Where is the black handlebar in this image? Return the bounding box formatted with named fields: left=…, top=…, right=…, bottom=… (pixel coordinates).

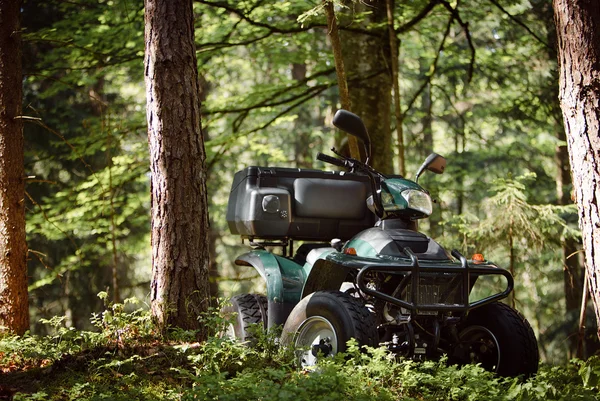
left=316, top=152, right=347, bottom=168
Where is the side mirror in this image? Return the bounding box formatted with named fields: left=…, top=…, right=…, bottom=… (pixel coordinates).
left=332, top=109, right=371, bottom=161
left=415, top=153, right=446, bottom=183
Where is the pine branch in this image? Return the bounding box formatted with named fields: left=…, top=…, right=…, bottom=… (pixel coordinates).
left=197, top=32, right=274, bottom=52
left=206, top=87, right=328, bottom=169
left=403, top=12, right=454, bottom=115
left=205, top=68, right=387, bottom=167
left=204, top=68, right=336, bottom=115
left=439, top=0, right=475, bottom=87
left=432, top=83, right=488, bottom=145
left=25, top=191, right=83, bottom=268
left=195, top=0, right=380, bottom=37
left=397, top=0, right=440, bottom=34
left=18, top=115, right=104, bottom=193
left=487, top=0, right=552, bottom=50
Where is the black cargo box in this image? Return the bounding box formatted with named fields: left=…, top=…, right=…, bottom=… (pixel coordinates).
left=226, top=166, right=375, bottom=241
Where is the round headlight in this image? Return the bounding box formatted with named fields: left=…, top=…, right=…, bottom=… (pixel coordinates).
left=401, top=189, right=432, bottom=216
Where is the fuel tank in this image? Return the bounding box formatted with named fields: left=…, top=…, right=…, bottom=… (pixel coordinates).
left=343, top=226, right=450, bottom=261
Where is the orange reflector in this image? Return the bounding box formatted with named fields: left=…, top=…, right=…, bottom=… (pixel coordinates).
left=472, top=253, right=485, bottom=263
left=344, top=248, right=357, bottom=255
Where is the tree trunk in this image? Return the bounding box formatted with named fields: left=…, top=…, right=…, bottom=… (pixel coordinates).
left=207, top=224, right=220, bottom=306
left=144, top=0, right=210, bottom=336
left=418, top=57, right=442, bottom=236
left=324, top=1, right=361, bottom=160
left=0, top=0, right=29, bottom=335
left=454, top=116, right=465, bottom=216
left=292, top=63, right=314, bottom=169
left=530, top=0, right=585, bottom=356
left=386, top=0, right=405, bottom=176
left=553, top=0, right=600, bottom=339
left=340, top=0, right=393, bottom=173
left=419, top=57, right=434, bottom=159
left=553, top=86, right=584, bottom=330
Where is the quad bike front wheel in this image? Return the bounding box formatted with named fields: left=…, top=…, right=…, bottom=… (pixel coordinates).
left=281, top=291, right=378, bottom=367
left=221, top=293, right=268, bottom=345
left=453, top=302, right=539, bottom=377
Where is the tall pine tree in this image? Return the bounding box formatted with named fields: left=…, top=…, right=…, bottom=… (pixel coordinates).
left=144, top=0, right=211, bottom=336
left=0, top=0, right=29, bottom=335
left=554, top=0, right=600, bottom=339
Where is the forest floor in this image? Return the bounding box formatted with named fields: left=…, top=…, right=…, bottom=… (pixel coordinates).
left=1, top=306, right=599, bottom=400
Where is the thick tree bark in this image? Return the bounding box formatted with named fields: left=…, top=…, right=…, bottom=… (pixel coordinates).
left=553, top=0, right=600, bottom=339
left=531, top=0, right=585, bottom=357
left=144, top=0, right=210, bottom=336
left=554, top=105, right=584, bottom=319
left=556, top=115, right=587, bottom=353
left=340, top=0, right=393, bottom=174
left=0, top=0, right=29, bottom=335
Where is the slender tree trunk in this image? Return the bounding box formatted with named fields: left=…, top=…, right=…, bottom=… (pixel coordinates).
left=324, top=1, right=361, bottom=160
left=454, top=116, right=465, bottom=215
left=340, top=0, right=393, bottom=173
left=553, top=0, right=600, bottom=339
left=0, top=0, right=29, bottom=335
left=386, top=0, right=405, bottom=176
left=207, top=225, right=219, bottom=306
left=144, top=0, right=210, bottom=336
left=419, top=57, right=434, bottom=158
left=95, top=82, right=121, bottom=305
left=107, top=132, right=120, bottom=304
left=292, top=63, right=314, bottom=168
left=418, top=57, right=442, bottom=235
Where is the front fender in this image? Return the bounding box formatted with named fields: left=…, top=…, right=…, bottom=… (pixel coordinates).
left=235, top=250, right=305, bottom=328
left=301, top=258, right=352, bottom=298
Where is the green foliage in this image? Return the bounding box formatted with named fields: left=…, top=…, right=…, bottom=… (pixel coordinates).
left=17, top=0, right=592, bottom=370
left=188, top=299, right=290, bottom=376
left=90, top=293, right=154, bottom=342
left=1, top=304, right=599, bottom=401
left=476, top=174, right=577, bottom=248
left=440, top=174, right=582, bottom=362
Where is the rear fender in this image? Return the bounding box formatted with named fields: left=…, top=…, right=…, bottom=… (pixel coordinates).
left=235, top=250, right=305, bottom=328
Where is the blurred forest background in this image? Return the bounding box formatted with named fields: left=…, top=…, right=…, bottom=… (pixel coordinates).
left=19, top=0, right=597, bottom=363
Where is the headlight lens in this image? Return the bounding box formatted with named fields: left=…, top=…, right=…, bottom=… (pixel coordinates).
left=380, top=191, right=402, bottom=211
left=401, top=189, right=433, bottom=216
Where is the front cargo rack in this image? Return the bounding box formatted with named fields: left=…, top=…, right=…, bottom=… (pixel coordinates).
left=356, top=248, right=513, bottom=314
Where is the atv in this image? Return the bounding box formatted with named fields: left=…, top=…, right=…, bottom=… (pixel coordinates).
left=223, top=109, right=539, bottom=377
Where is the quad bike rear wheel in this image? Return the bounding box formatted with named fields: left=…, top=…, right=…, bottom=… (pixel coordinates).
left=453, top=302, right=539, bottom=377
left=281, top=291, right=378, bottom=367
left=221, top=293, right=268, bottom=345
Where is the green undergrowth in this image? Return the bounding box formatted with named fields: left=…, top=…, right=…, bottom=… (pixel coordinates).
left=1, top=299, right=599, bottom=401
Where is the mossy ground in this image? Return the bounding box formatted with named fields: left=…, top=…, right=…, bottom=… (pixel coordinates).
left=1, top=302, right=599, bottom=400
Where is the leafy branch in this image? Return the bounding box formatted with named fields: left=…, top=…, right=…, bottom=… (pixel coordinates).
left=198, top=0, right=392, bottom=38
left=439, top=0, right=475, bottom=87
left=488, top=0, right=552, bottom=51
left=25, top=190, right=83, bottom=270
left=403, top=10, right=455, bottom=115
left=18, top=115, right=104, bottom=193
left=396, top=0, right=441, bottom=34
left=204, top=68, right=336, bottom=116
left=206, top=68, right=387, bottom=169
